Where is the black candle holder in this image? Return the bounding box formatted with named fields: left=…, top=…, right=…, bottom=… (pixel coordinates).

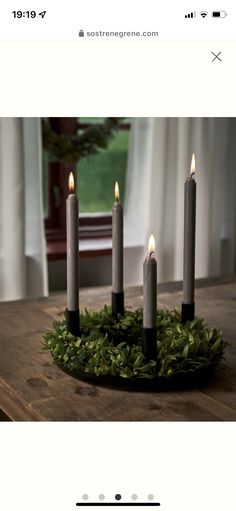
left=112, top=291, right=124, bottom=317
left=66, top=309, right=80, bottom=336
left=142, top=327, right=157, bottom=359
left=181, top=302, right=195, bottom=324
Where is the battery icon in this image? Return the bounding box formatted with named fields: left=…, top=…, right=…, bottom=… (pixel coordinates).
left=212, top=11, right=227, bottom=18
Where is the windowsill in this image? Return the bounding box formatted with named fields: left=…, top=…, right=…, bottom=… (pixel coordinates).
left=46, top=212, right=113, bottom=260
left=46, top=237, right=144, bottom=261
left=47, top=237, right=112, bottom=261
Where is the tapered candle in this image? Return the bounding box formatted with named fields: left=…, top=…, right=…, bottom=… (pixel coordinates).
left=142, top=234, right=157, bottom=359
left=66, top=172, right=80, bottom=335
left=182, top=154, right=196, bottom=323
left=143, top=234, right=157, bottom=328
left=112, top=181, right=124, bottom=316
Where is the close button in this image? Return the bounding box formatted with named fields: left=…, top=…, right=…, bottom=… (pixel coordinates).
left=211, top=51, right=222, bottom=62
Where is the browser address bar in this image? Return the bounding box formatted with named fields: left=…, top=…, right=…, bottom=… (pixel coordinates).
left=0, top=1, right=234, bottom=40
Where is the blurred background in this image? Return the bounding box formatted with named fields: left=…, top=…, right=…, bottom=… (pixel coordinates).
left=0, top=117, right=236, bottom=302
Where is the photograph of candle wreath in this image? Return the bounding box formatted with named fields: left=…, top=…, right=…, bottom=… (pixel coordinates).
left=0, top=117, right=236, bottom=421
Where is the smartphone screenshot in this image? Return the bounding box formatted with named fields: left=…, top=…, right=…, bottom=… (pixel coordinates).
left=0, top=1, right=235, bottom=510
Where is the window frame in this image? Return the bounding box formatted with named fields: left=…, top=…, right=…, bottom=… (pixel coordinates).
left=45, top=117, right=130, bottom=260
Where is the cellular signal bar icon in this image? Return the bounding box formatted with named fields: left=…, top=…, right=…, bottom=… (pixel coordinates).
left=185, top=12, right=196, bottom=19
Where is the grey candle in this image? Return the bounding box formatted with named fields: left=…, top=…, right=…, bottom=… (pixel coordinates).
left=66, top=172, right=79, bottom=311
left=112, top=181, right=123, bottom=294
left=143, top=234, right=157, bottom=328
left=183, top=154, right=196, bottom=305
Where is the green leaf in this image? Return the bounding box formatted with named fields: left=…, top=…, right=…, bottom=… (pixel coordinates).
left=182, top=345, right=189, bottom=358
left=211, top=337, right=223, bottom=352
left=133, top=353, right=144, bottom=368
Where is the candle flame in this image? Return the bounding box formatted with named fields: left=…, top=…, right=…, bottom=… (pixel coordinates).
left=68, top=172, right=75, bottom=193
left=190, top=153, right=196, bottom=177
left=148, top=234, right=155, bottom=256
left=115, top=181, right=119, bottom=201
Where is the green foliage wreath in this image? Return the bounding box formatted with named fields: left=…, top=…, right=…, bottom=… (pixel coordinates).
left=42, top=118, right=123, bottom=164
left=42, top=307, right=226, bottom=382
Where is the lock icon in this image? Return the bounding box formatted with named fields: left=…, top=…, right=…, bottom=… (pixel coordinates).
left=79, top=29, right=84, bottom=37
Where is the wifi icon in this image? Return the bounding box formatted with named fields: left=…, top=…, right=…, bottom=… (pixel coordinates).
left=200, top=11, right=208, bottom=18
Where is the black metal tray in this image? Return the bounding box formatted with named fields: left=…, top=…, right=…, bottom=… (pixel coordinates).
left=57, top=362, right=216, bottom=391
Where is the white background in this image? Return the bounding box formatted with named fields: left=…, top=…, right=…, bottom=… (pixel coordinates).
left=0, top=41, right=235, bottom=117
left=0, top=423, right=235, bottom=510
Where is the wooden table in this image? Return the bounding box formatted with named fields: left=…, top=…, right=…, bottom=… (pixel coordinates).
left=0, top=277, right=236, bottom=421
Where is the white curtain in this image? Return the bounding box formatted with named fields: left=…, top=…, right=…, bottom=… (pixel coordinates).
left=124, top=118, right=236, bottom=285
left=0, top=118, right=48, bottom=301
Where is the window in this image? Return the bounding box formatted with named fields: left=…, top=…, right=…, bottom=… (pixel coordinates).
left=43, top=117, right=130, bottom=260
left=77, top=118, right=129, bottom=212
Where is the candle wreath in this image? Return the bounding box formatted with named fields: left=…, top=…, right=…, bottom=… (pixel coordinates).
left=42, top=307, right=225, bottom=389
left=42, top=155, right=227, bottom=390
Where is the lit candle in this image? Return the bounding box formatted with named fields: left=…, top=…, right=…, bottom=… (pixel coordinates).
left=182, top=154, right=196, bottom=323
left=142, top=234, right=157, bottom=359
left=112, top=181, right=124, bottom=316
left=66, top=171, right=80, bottom=336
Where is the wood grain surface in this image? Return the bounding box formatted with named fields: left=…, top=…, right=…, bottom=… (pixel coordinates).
left=0, top=277, right=236, bottom=421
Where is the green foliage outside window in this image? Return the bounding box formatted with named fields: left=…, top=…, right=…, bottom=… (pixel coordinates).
left=42, top=118, right=130, bottom=215
left=77, top=128, right=130, bottom=212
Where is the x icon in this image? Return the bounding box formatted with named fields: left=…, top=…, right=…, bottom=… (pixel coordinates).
left=211, top=51, right=222, bottom=62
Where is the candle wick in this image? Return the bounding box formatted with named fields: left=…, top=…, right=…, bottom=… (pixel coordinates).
left=149, top=251, right=154, bottom=257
